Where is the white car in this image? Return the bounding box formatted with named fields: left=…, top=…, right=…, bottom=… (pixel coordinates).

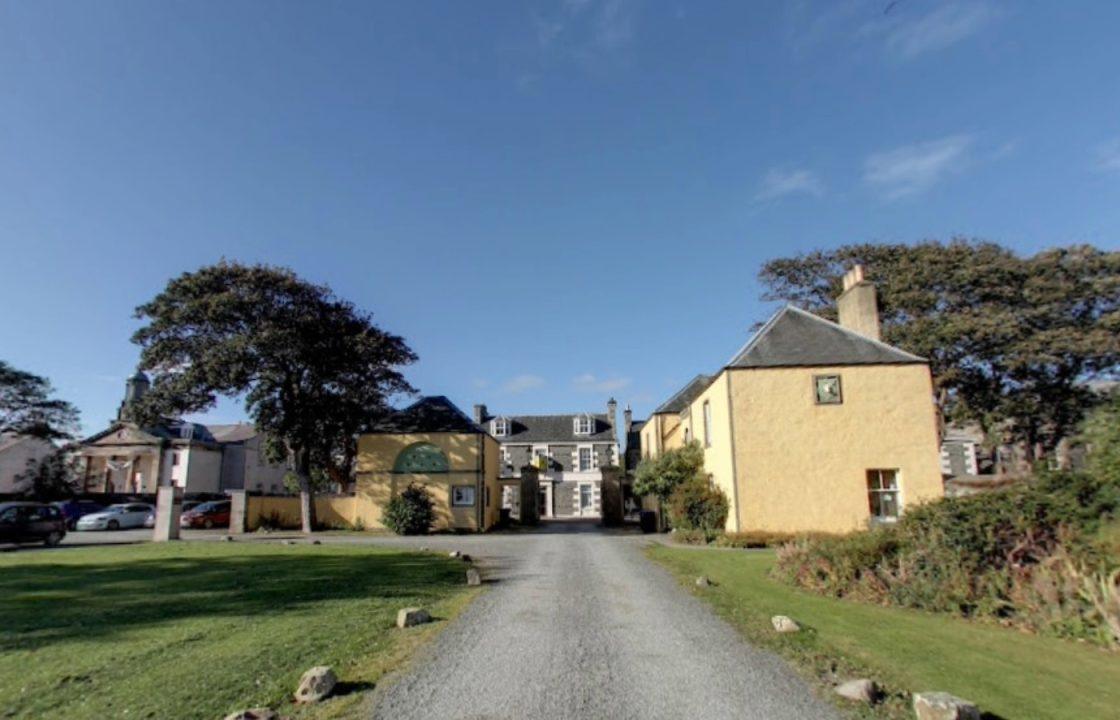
left=75, top=503, right=155, bottom=531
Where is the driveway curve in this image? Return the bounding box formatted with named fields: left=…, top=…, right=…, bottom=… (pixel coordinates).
left=368, top=522, right=837, bottom=720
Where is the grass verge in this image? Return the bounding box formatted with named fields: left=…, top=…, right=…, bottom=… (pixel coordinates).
left=0, top=541, right=479, bottom=719
left=648, top=544, right=1119, bottom=720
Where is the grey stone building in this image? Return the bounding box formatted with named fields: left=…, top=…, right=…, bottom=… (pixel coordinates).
left=473, top=399, right=620, bottom=519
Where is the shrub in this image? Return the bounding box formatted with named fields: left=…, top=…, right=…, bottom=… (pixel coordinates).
left=667, top=477, right=729, bottom=540
left=774, top=470, right=1120, bottom=646
left=383, top=484, right=434, bottom=535
left=715, top=531, right=802, bottom=549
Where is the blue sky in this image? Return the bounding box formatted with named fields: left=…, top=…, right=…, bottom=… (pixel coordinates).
left=1, top=1, right=1118, bottom=435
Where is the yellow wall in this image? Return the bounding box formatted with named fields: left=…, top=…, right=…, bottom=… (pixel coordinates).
left=726, top=364, right=943, bottom=533
left=355, top=432, right=499, bottom=532
left=681, top=373, right=740, bottom=531
left=640, top=413, right=685, bottom=461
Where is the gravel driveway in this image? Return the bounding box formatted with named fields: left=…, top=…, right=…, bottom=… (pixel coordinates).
left=368, top=521, right=837, bottom=720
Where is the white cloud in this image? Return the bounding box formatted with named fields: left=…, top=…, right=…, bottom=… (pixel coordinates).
left=472, top=378, right=490, bottom=389
left=1096, top=138, right=1120, bottom=172
left=882, top=2, right=996, bottom=60
left=530, top=0, right=638, bottom=68
left=572, top=373, right=631, bottom=393
left=501, top=374, right=545, bottom=394
left=864, top=135, right=973, bottom=200
left=753, top=168, right=824, bottom=202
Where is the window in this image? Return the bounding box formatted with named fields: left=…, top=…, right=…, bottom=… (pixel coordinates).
left=171, top=452, right=180, bottom=466
left=491, top=417, right=509, bottom=436
left=578, top=447, right=592, bottom=472
left=574, top=415, right=593, bottom=435
left=867, top=469, right=900, bottom=520
left=451, top=486, right=476, bottom=507
left=485, top=485, right=491, bottom=508
left=532, top=446, right=550, bottom=470
left=683, top=427, right=691, bottom=443
left=814, top=375, right=843, bottom=405
left=702, top=400, right=712, bottom=447
left=393, top=443, right=450, bottom=473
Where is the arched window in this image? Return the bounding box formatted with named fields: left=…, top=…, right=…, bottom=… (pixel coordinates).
left=393, top=443, right=449, bottom=473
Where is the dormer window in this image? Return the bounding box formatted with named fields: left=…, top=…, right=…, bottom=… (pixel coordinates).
left=574, top=414, right=593, bottom=435
left=491, top=417, right=509, bottom=436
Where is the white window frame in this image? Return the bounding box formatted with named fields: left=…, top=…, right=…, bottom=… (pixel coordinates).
left=866, top=469, right=901, bottom=522
left=491, top=417, right=509, bottom=437
left=574, top=414, right=593, bottom=435
left=451, top=485, right=476, bottom=507
left=702, top=400, right=712, bottom=448
left=576, top=445, right=595, bottom=472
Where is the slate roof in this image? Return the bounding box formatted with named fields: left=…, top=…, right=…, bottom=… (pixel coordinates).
left=368, top=396, right=484, bottom=435
left=727, top=306, right=926, bottom=369
left=482, top=414, right=616, bottom=444
left=652, top=375, right=714, bottom=415
left=81, top=419, right=220, bottom=446
left=206, top=423, right=258, bottom=444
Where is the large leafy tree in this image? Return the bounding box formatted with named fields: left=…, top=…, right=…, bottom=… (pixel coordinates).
left=0, top=361, right=79, bottom=440
left=132, top=262, right=416, bottom=532
left=633, top=442, right=707, bottom=507
left=759, top=240, right=1120, bottom=467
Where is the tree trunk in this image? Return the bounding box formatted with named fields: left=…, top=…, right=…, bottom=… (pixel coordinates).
left=292, top=446, right=317, bottom=534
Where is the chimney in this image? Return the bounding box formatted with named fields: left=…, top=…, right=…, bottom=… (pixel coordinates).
left=836, top=265, right=881, bottom=341
left=473, top=404, right=488, bottom=424
left=607, top=398, right=618, bottom=439
left=623, top=404, right=633, bottom=438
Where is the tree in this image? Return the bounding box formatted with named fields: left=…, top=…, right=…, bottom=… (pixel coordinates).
left=17, top=451, right=81, bottom=501
left=667, top=476, right=729, bottom=539
left=1081, top=391, right=1120, bottom=487
left=759, top=240, right=1120, bottom=467
left=0, top=361, right=79, bottom=439
left=633, top=442, right=708, bottom=514
left=383, top=483, right=435, bottom=535
left=132, top=261, right=416, bottom=533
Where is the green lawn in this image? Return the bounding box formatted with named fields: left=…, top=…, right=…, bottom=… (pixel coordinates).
left=649, top=545, right=1120, bottom=720
left=0, top=541, right=478, bottom=720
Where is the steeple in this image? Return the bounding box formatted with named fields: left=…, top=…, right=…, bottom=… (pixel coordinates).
left=118, top=368, right=150, bottom=421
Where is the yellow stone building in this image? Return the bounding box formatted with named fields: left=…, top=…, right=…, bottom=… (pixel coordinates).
left=641, top=267, right=943, bottom=534
left=356, top=396, right=501, bottom=532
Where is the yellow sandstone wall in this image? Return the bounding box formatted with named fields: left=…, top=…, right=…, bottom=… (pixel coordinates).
left=683, top=373, right=740, bottom=531
left=728, top=364, right=943, bottom=533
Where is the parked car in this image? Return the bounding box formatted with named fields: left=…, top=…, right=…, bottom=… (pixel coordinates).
left=0, top=502, right=67, bottom=546
left=142, top=500, right=203, bottom=528
left=180, top=500, right=231, bottom=529
left=53, top=499, right=106, bottom=530
left=75, top=503, right=154, bottom=531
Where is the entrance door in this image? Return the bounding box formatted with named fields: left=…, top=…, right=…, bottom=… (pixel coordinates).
left=579, top=484, right=592, bottom=515
left=538, top=487, right=548, bottom=518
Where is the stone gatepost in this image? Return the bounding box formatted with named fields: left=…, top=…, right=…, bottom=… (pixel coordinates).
left=519, top=466, right=540, bottom=526
left=152, top=485, right=182, bottom=542
left=599, top=466, right=624, bottom=527
left=228, top=490, right=248, bottom=534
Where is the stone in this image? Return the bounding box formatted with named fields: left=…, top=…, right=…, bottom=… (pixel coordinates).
left=695, top=576, right=711, bottom=587
left=420, top=546, right=430, bottom=552
left=913, top=692, right=981, bottom=720
left=466, top=568, right=482, bottom=586
left=460, top=553, right=472, bottom=563
left=448, top=550, right=461, bottom=558
left=396, top=607, right=432, bottom=628
left=311, top=540, right=321, bottom=545
left=835, top=679, right=878, bottom=703
left=294, top=666, right=336, bottom=704
left=223, top=709, right=277, bottom=720
left=281, top=539, right=297, bottom=546
left=770, top=615, right=801, bottom=633
left=221, top=535, right=234, bottom=542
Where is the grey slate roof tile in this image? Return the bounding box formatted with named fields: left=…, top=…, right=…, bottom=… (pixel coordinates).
left=727, top=306, right=925, bottom=368
left=653, top=375, right=714, bottom=415
left=368, top=396, right=484, bottom=434
left=481, top=413, right=615, bottom=444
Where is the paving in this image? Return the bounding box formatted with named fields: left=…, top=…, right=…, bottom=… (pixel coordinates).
left=365, top=520, right=838, bottom=720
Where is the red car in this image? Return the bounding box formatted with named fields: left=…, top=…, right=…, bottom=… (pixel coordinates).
left=179, top=500, right=231, bottom=529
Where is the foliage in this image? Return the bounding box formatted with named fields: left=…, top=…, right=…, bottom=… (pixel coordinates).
left=773, top=470, right=1120, bottom=646
left=758, top=240, right=1120, bottom=463
left=714, top=531, right=802, bottom=548
left=0, top=542, right=474, bottom=720
left=1081, top=392, right=1120, bottom=487
left=383, top=483, right=435, bottom=535
left=650, top=545, right=1120, bottom=720
left=0, top=360, right=79, bottom=440
left=667, top=476, right=729, bottom=540
left=633, top=442, right=707, bottom=504
left=131, top=261, right=416, bottom=533
left=16, top=451, right=80, bottom=501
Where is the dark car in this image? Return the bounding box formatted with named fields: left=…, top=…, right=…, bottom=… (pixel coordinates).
left=0, top=502, right=67, bottom=546
left=53, top=499, right=106, bottom=530
left=180, top=500, right=231, bottom=529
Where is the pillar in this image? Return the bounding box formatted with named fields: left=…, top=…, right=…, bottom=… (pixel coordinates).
left=228, top=490, right=248, bottom=534
left=152, top=485, right=182, bottom=542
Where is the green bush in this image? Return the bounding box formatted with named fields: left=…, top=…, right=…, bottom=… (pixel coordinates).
left=383, top=484, right=435, bottom=536
left=667, top=477, right=729, bottom=540
left=774, top=470, right=1120, bottom=646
